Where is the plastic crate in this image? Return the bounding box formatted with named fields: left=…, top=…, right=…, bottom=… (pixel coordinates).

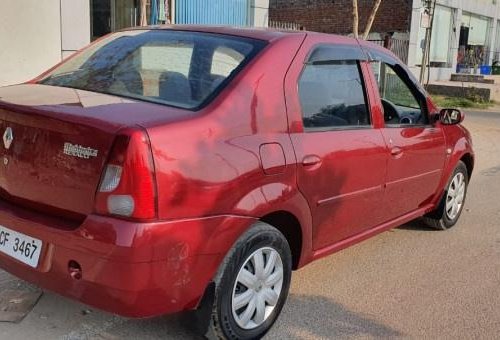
left=480, top=65, right=492, bottom=75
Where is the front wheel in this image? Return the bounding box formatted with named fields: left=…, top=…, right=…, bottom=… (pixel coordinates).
left=204, top=222, right=292, bottom=340
left=424, top=161, right=469, bottom=230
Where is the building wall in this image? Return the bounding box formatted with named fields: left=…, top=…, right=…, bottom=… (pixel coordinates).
left=61, top=0, right=91, bottom=59
left=0, top=0, right=90, bottom=87
left=252, top=0, right=270, bottom=27
left=0, top=0, right=60, bottom=86
left=269, top=0, right=412, bottom=34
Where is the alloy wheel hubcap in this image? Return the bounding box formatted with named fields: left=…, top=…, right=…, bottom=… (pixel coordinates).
left=446, top=172, right=466, bottom=220
left=231, top=247, right=284, bottom=330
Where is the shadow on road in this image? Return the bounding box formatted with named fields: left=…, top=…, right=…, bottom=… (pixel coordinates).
left=268, top=294, right=402, bottom=339
left=397, top=219, right=436, bottom=231
left=269, top=295, right=402, bottom=339
left=106, top=313, right=204, bottom=339
left=93, top=294, right=402, bottom=339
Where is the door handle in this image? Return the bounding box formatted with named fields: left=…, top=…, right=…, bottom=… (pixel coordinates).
left=391, top=147, right=403, bottom=157
left=302, top=155, right=322, bottom=167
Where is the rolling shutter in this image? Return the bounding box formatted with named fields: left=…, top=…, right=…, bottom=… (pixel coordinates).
left=176, top=0, right=250, bottom=26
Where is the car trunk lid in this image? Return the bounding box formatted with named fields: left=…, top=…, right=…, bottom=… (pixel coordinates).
left=0, top=84, right=193, bottom=220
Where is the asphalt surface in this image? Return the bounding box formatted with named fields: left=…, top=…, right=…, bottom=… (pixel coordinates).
left=0, top=110, right=499, bottom=340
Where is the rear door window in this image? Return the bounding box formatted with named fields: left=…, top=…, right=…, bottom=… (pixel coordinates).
left=298, top=57, right=370, bottom=131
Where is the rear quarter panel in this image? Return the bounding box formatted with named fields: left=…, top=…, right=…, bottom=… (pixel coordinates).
left=146, top=34, right=313, bottom=265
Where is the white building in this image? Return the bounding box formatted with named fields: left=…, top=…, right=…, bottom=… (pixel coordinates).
left=0, top=0, right=269, bottom=87
left=408, top=0, right=500, bottom=81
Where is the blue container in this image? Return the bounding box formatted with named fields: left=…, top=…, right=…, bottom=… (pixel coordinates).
left=480, top=65, right=492, bottom=75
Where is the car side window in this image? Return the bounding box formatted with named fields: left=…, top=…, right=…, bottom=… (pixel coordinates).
left=371, top=61, right=429, bottom=126
left=298, top=60, right=370, bottom=131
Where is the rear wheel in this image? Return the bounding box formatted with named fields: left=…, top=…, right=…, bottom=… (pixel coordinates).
left=424, top=161, right=469, bottom=230
left=203, top=222, right=292, bottom=340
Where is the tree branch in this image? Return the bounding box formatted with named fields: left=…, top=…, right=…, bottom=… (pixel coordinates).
left=363, top=0, right=382, bottom=39
left=353, top=0, right=359, bottom=38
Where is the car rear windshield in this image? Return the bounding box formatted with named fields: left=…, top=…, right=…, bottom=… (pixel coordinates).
left=39, top=30, right=266, bottom=110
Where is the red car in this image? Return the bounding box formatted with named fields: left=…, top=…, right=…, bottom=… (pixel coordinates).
left=0, top=26, right=473, bottom=339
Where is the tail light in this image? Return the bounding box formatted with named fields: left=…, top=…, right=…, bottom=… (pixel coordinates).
left=95, top=128, right=157, bottom=220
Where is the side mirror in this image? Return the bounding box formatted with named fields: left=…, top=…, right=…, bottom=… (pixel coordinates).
left=440, top=108, right=464, bottom=125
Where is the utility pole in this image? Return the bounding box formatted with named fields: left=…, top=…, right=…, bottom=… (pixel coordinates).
left=419, top=0, right=436, bottom=85
left=170, top=0, right=176, bottom=24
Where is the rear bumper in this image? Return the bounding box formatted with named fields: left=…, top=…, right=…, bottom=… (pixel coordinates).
left=0, top=202, right=255, bottom=317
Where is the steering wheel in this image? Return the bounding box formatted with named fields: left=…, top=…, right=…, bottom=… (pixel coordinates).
left=399, top=115, right=414, bottom=124
left=381, top=99, right=400, bottom=123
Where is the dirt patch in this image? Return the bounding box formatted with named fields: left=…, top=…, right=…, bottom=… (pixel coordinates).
left=481, top=166, right=500, bottom=176
left=0, top=289, right=42, bottom=323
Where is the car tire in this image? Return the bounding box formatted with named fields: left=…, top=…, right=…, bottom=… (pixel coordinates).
left=423, top=161, right=469, bottom=230
left=203, top=222, right=292, bottom=340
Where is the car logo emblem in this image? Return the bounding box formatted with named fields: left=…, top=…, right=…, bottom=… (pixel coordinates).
left=3, top=127, right=13, bottom=150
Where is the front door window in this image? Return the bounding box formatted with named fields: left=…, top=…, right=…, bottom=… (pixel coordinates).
left=371, top=61, right=429, bottom=126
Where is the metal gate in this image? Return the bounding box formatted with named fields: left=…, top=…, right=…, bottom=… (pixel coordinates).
left=175, top=0, right=250, bottom=26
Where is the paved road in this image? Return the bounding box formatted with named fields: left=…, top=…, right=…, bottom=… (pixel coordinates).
left=0, top=111, right=499, bottom=339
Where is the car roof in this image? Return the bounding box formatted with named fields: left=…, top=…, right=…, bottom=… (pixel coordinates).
left=127, top=24, right=307, bottom=42
left=123, top=25, right=398, bottom=62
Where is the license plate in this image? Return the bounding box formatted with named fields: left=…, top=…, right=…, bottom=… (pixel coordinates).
left=0, top=225, right=42, bottom=268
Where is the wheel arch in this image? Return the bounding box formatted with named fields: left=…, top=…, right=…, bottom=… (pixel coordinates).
left=232, top=182, right=314, bottom=269
left=460, top=152, right=474, bottom=179
left=260, top=210, right=303, bottom=270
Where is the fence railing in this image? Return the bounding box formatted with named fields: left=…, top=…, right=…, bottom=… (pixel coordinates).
left=368, top=38, right=409, bottom=64
left=266, top=26, right=410, bottom=64
left=269, top=20, right=304, bottom=31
